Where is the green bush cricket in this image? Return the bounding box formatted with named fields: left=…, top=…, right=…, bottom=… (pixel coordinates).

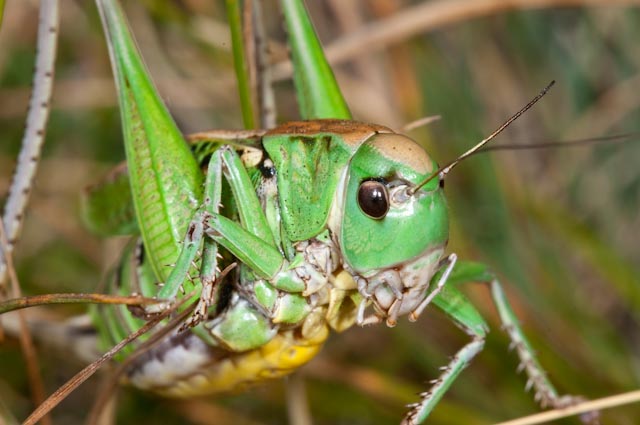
left=80, top=1, right=593, bottom=423
left=1, top=1, right=639, bottom=424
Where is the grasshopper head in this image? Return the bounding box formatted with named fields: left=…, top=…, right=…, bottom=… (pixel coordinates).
left=336, top=132, right=449, bottom=326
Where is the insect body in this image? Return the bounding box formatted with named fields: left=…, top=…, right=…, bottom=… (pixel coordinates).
left=8, top=1, right=601, bottom=424
left=90, top=119, right=449, bottom=400
left=86, top=116, right=583, bottom=424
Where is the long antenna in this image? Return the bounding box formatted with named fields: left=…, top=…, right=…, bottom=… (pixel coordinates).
left=409, top=80, right=555, bottom=194
left=471, top=133, right=634, bottom=154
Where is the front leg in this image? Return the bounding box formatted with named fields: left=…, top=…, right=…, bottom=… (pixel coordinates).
left=406, top=261, right=598, bottom=424
left=403, top=285, right=488, bottom=424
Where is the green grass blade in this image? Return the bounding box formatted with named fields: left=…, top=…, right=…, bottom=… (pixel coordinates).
left=226, top=0, right=256, bottom=129
left=96, top=0, right=203, bottom=282
left=280, top=0, right=351, bottom=120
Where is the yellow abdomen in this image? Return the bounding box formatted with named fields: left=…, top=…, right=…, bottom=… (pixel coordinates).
left=124, top=321, right=329, bottom=397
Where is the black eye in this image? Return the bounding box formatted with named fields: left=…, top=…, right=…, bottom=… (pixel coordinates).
left=357, top=180, right=389, bottom=219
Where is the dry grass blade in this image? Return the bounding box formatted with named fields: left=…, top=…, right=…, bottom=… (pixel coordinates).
left=0, top=218, right=49, bottom=425
left=402, top=115, right=442, bottom=132
left=0, top=0, right=60, bottom=286
left=22, top=299, right=181, bottom=425
left=187, top=128, right=267, bottom=142
left=248, top=0, right=276, bottom=128
left=86, top=295, right=198, bottom=424
left=272, top=0, right=640, bottom=80
left=0, top=292, right=160, bottom=314
left=285, top=373, right=312, bottom=425
left=493, top=389, right=640, bottom=425
left=87, top=263, right=236, bottom=423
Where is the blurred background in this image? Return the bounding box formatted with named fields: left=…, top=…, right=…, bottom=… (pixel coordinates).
left=1, top=0, right=640, bottom=424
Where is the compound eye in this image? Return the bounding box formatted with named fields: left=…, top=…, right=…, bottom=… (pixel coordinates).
left=357, top=180, right=389, bottom=219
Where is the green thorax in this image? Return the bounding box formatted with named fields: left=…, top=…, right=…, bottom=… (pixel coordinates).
left=263, top=119, right=392, bottom=242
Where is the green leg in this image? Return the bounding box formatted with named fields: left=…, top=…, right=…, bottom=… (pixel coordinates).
left=154, top=146, right=289, bottom=307
left=451, top=261, right=581, bottom=409
left=205, top=214, right=283, bottom=280
left=489, top=276, right=585, bottom=410
left=148, top=145, right=310, bottom=351
left=406, top=260, right=589, bottom=424
left=219, top=146, right=275, bottom=245
left=204, top=146, right=285, bottom=280
left=181, top=152, right=223, bottom=328
left=203, top=147, right=308, bottom=294
left=404, top=285, right=488, bottom=424
left=151, top=210, right=205, bottom=304
left=154, top=149, right=226, bottom=302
